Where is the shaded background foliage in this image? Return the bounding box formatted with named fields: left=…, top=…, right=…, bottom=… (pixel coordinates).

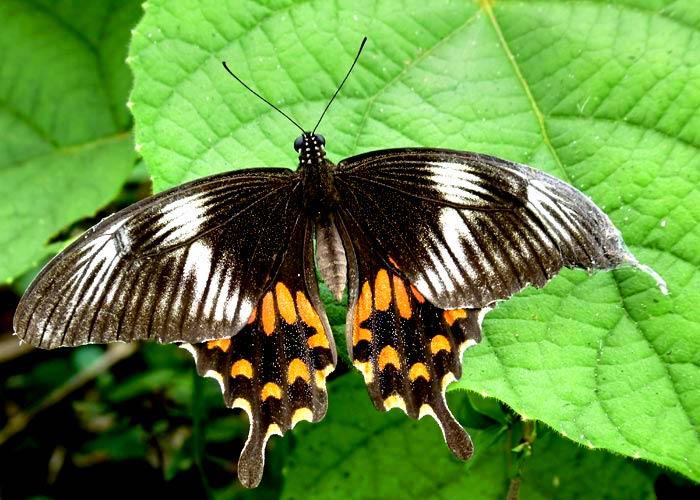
left=0, top=0, right=698, bottom=499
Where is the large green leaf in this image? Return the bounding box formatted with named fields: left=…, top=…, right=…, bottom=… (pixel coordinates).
left=129, top=0, right=700, bottom=482
left=0, top=0, right=141, bottom=283
left=282, top=375, right=655, bottom=499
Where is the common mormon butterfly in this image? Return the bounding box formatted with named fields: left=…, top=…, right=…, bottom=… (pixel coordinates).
left=14, top=37, right=665, bottom=487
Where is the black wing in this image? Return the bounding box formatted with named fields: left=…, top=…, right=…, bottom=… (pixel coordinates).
left=14, top=168, right=306, bottom=348
left=184, top=218, right=336, bottom=488
left=334, top=148, right=634, bottom=309
left=337, top=216, right=479, bottom=460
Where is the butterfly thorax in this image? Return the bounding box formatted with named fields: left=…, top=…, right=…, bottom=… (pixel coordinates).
left=293, top=132, right=347, bottom=301
left=295, top=132, right=339, bottom=214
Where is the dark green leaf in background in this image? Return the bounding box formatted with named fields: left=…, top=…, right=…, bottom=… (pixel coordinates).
left=129, top=0, right=700, bottom=483
left=0, top=0, right=142, bottom=283
left=282, top=376, right=656, bottom=499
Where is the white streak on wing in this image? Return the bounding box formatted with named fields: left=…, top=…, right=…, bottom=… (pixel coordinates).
left=237, top=298, right=254, bottom=326
left=225, top=285, right=240, bottom=323
left=454, top=212, right=497, bottom=280
left=184, top=240, right=212, bottom=314
left=214, top=271, right=233, bottom=322
left=429, top=162, right=491, bottom=203
left=154, top=195, right=209, bottom=245
left=203, top=261, right=223, bottom=318
left=414, top=268, right=442, bottom=298
left=439, top=209, right=479, bottom=283
left=527, top=180, right=578, bottom=242
left=425, top=245, right=456, bottom=294
left=71, top=235, right=121, bottom=307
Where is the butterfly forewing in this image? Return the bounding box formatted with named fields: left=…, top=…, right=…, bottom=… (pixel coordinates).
left=185, top=218, right=335, bottom=488
left=334, top=148, right=633, bottom=309
left=14, top=168, right=305, bottom=348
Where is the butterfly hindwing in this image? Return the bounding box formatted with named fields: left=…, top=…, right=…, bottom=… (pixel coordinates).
left=334, top=148, right=635, bottom=309
left=14, top=169, right=305, bottom=348
left=339, top=219, right=480, bottom=459
left=186, top=219, right=335, bottom=488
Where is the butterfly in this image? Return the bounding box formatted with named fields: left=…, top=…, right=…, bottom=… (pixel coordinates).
left=12, top=37, right=662, bottom=488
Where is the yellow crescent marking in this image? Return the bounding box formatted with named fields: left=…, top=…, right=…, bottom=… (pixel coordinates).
left=291, top=408, right=314, bottom=427
left=430, top=335, right=452, bottom=354
left=314, top=364, right=335, bottom=389
left=230, top=359, right=253, bottom=379
left=378, top=345, right=401, bottom=370
left=287, top=358, right=311, bottom=384
left=265, top=423, right=282, bottom=439
left=374, top=269, right=392, bottom=311
left=261, top=382, right=282, bottom=401
left=444, top=309, right=468, bottom=326
left=353, top=360, right=374, bottom=384
left=206, top=339, right=231, bottom=352
left=275, top=282, right=297, bottom=324
left=232, top=398, right=251, bottom=414
left=392, top=275, right=412, bottom=319
left=261, top=292, right=276, bottom=335
left=383, top=394, right=407, bottom=412
left=408, top=362, right=431, bottom=381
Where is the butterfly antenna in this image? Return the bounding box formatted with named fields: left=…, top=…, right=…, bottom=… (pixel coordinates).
left=222, top=61, right=305, bottom=134
left=312, top=36, right=367, bottom=134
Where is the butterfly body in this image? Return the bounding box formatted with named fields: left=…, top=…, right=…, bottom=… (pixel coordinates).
left=296, top=132, right=341, bottom=216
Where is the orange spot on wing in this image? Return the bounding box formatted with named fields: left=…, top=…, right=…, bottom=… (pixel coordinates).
left=247, top=307, right=257, bottom=324
left=444, top=309, right=468, bottom=326
left=374, top=270, right=391, bottom=311
left=261, top=292, right=275, bottom=335
left=261, top=382, right=282, bottom=401
left=430, top=335, right=452, bottom=354
left=296, top=292, right=330, bottom=349
left=378, top=345, right=401, bottom=370
left=352, top=327, right=372, bottom=345
left=410, top=285, right=425, bottom=303
left=287, top=358, right=311, bottom=384
left=392, top=275, right=412, bottom=319
left=388, top=256, right=400, bottom=270
left=296, top=292, right=323, bottom=333
left=308, top=332, right=329, bottom=349
left=206, top=339, right=231, bottom=352
left=356, top=281, right=372, bottom=322
left=408, top=362, right=431, bottom=381
left=230, top=359, right=253, bottom=379
left=353, top=281, right=373, bottom=346
left=275, top=282, right=297, bottom=324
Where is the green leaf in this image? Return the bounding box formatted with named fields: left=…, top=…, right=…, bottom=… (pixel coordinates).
left=518, top=431, right=656, bottom=500
left=0, top=0, right=142, bottom=283
left=282, top=375, right=654, bottom=499
left=129, top=0, right=700, bottom=481
left=282, top=375, right=504, bottom=499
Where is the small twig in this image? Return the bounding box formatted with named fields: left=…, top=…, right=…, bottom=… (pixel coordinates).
left=0, top=343, right=138, bottom=446
left=507, top=477, right=521, bottom=500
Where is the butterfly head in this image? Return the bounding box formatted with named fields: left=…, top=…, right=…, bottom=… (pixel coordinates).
left=294, top=132, right=326, bottom=164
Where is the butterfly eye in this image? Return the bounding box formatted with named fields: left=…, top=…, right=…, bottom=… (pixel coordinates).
left=316, top=134, right=325, bottom=146
left=294, top=135, right=304, bottom=152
